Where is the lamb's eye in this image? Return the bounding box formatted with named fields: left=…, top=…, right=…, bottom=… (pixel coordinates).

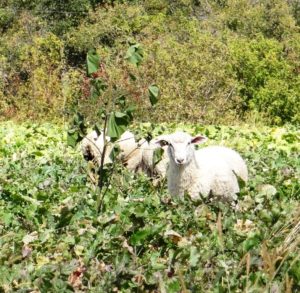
left=161, top=140, right=169, bottom=146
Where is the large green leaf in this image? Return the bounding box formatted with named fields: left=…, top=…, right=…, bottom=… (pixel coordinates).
left=107, top=111, right=130, bottom=141
left=125, top=44, right=143, bottom=67
left=86, top=49, right=100, bottom=76
left=148, top=84, right=159, bottom=106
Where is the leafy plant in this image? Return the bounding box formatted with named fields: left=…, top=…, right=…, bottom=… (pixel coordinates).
left=68, top=46, right=160, bottom=212
left=230, top=36, right=300, bottom=124
left=0, top=122, right=299, bottom=291
left=67, top=113, right=87, bottom=148
left=148, top=84, right=159, bottom=106
left=1, top=1, right=300, bottom=124
left=125, top=43, right=144, bottom=67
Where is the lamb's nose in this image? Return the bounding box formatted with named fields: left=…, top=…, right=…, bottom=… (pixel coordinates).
left=176, top=158, right=184, bottom=164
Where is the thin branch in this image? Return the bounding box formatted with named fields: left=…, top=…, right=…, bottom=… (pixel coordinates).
left=97, top=114, right=109, bottom=213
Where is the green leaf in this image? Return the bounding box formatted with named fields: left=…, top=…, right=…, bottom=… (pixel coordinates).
left=107, top=111, right=131, bottom=141
left=189, top=246, right=200, bottom=267
left=86, top=49, right=100, bottom=76
left=125, top=44, right=143, bottom=67
left=148, top=84, right=159, bottom=106
left=130, top=228, right=152, bottom=246
left=67, top=129, right=79, bottom=148
left=130, top=225, right=164, bottom=246
left=243, top=234, right=261, bottom=252
left=290, top=260, right=300, bottom=282
left=129, top=72, right=137, bottom=81
left=115, top=95, right=126, bottom=107
left=67, top=113, right=87, bottom=147
left=153, top=148, right=164, bottom=166
left=90, top=78, right=107, bottom=98
left=73, top=112, right=85, bottom=126
left=167, top=279, right=181, bottom=293
left=3, top=212, right=12, bottom=226
left=109, top=145, right=120, bottom=162
left=125, top=105, right=136, bottom=120
left=21, top=195, right=41, bottom=206
left=150, top=252, right=166, bottom=269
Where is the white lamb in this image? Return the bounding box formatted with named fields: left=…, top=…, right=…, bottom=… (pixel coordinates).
left=81, top=130, right=142, bottom=172
left=114, top=130, right=143, bottom=172
left=81, top=130, right=104, bottom=166
left=81, top=130, right=170, bottom=178
left=155, top=131, right=248, bottom=202
left=139, top=137, right=169, bottom=178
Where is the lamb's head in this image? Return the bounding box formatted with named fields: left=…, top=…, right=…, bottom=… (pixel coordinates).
left=155, top=131, right=206, bottom=166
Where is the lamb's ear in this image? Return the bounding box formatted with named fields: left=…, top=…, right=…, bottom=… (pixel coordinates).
left=191, top=135, right=207, bottom=144
left=154, top=136, right=170, bottom=147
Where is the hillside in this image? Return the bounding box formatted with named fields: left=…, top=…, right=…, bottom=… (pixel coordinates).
left=1, top=0, right=300, bottom=125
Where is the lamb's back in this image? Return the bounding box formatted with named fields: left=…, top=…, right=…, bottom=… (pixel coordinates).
left=196, top=146, right=248, bottom=182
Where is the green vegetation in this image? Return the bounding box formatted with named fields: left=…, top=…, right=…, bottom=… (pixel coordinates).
left=1, top=1, right=299, bottom=291
left=0, top=122, right=299, bottom=291
left=1, top=0, right=300, bottom=125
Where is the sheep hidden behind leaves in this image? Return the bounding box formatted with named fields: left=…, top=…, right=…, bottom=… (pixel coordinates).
left=154, top=131, right=248, bottom=204
left=81, top=130, right=169, bottom=178
left=81, top=130, right=142, bottom=172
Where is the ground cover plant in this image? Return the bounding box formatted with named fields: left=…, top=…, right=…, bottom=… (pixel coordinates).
left=0, top=121, right=299, bottom=292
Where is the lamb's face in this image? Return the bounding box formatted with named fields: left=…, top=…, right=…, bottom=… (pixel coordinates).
left=155, top=131, right=207, bottom=166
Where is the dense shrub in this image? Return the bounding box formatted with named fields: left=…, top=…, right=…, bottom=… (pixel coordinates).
left=0, top=14, right=65, bottom=120
left=214, top=0, right=298, bottom=40
left=0, top=0, right=299, bottom=125
left=0, top=8, right=15, bottom=32
left=66, top=5, right=241, bottom=124
left=229, top=36, right=300, bottom=124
